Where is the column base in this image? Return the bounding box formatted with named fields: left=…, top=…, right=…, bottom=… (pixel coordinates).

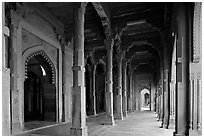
left=93, top=111, right=97, bottom=116
left=173, top=132, right=188, bottom=136
left=103, top=115, right=115, bottom=126
left=159, top=122, right=163, bottom=128
left=11, top=122, right=21, bottom=135
left=163, top=117, right=169, bottom=129
left=163, top=124, right=169, bottom=129
left=128, top=110, right=133, bottom=113
left=197, top=123, right=201, bottom=130
left=70, top=126, right=88, bottom=136
left=116, top=95, right=123, bottom=120
left=115, top=113, right=123, bottom=120
left=61, top=113, right=66, bottom=122
left=123, top=111, right=128, bottom=117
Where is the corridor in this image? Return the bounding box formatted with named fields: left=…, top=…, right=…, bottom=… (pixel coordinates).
left=17, top=111, right=173, bottom=136
left=2, top=2, right=202, bottom=136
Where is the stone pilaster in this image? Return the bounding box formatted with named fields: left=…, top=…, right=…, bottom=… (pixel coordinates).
left=104, top=38, right=115, bottom=125
left=197, top=78, right=201, bottom=130
left=122, top=60, right=128, bottom=117
left=70, top=3, right=87, bottom=136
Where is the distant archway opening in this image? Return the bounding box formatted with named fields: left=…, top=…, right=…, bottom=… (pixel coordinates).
left=140, top=88, right=150, bottom=111
left=24, top=51, right=56, bottom=122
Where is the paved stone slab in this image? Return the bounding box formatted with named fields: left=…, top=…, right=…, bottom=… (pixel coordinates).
left=17, top=111, right=173, bottom=136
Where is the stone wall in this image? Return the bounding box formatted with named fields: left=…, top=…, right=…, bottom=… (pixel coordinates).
left=8, top=3, right=68, bottom=134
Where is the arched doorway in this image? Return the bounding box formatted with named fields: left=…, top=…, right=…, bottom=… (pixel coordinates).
left=140, top=88, right=150, bottom=111
left=24, top=51, right=56, bottom=122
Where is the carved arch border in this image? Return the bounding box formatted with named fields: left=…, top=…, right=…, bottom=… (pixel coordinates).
left=14, top=16, right=63, bottom=128
left=23, top=47, right=56, bottom=84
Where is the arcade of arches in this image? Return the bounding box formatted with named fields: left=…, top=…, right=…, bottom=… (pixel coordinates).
left=2, top=2, right=202, bottom=136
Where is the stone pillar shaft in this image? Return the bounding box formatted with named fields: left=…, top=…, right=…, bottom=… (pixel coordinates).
left=122, top=61, right=128, bottom=117
left=128, top=75, right=133, bottom=112
left=163, top=69, right=169, bottom=128
left=104, top=39, right=115, bottom=125
left=70, top=3, right=87, bottom=136
left=115, top=56, right=123, bottom=119
left=92, top=65, right=97, bottom=115
left=174, top=4, right=189, bottom=136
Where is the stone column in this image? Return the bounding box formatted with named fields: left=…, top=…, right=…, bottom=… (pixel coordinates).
left=156, top=91, right=159, bottom=120
left=159, top=85, right=163, bottom=121
left=170, top=81, right=176, bottom=128
left=157, top=88, right=160, bottom=121
left=115, top=53, right=123, bottom=119
left=133, top=74, right=137, bottom=111
left=161, top=31, right=170, bottom=129
left=104, top=39, right=115, bottom=125
left=122, top=61, right=128, bottom=117
left=92, top=65, right=97, bottom=115
left=163, top=69, right=170, bottom=129
left=70, top=3, right=87, bottom=136
left=89, top=71, right=93, bottom=116
left=128, top=73, right=133, bottom=113
left=174, top=4, right=190, bottom=136
left=149, top=81, right=152, bottom=111
left=160, top=68, right=164, bottom=127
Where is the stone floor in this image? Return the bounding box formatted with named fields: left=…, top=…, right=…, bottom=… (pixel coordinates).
left=16, top=111, right=174, bottom=136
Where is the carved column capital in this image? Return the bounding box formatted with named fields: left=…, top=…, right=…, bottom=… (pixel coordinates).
left=104, top=38, right=114, bottom=50
left=116, top=52, right=124, bottom=63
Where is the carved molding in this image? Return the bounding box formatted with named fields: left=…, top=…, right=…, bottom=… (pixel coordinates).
left=25, top=50, right=55, bottom=84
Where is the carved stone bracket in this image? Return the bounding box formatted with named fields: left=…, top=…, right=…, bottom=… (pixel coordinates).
left=92, top=2, right=111, bottom=39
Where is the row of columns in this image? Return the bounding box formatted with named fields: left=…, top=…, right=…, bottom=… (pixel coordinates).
left=155, top=3, right=200, bottom=136
left=70, top=3, right=130, bottom=135
left=70, top=2, right=177, bottom=136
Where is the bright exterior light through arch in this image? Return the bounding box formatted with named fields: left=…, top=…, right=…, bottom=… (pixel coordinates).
left=140, top=88, right=150, bottom=111
left=40, top=65, right=46, bottom=76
